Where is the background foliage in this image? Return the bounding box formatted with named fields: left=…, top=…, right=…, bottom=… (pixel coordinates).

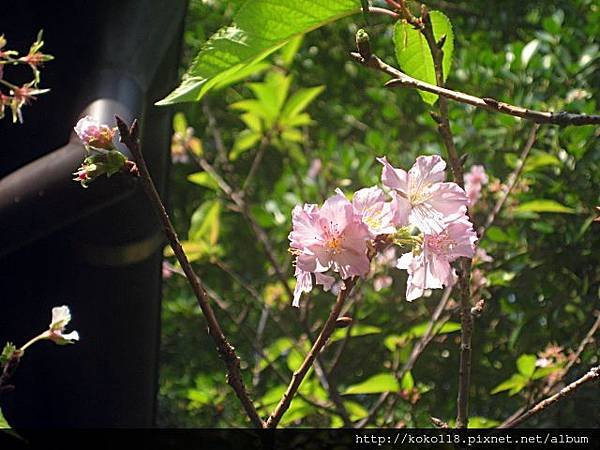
left=158, top=0, right=600, bottom=427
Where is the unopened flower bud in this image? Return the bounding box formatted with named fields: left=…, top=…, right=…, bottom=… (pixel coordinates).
left=355, top=29, right=372, bottom=60
left=335, top=316, right=353, bottom=328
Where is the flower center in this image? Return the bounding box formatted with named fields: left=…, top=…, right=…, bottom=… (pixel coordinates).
left=325, top=236, right=342, bottom=252
left=424, top=232, right=455, bottom=256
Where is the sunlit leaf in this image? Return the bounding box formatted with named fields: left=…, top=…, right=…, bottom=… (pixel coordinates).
left=330, top=324, right=382, bottom=343
left=187, top=172, right=219, bottom=190
left=189, top=200, right=222, bottom=245
left=157, top=0, right=361, bottom=104
left=514, top=199, right=575, bottom=214
left=230, top=130, right=262, bottom=160
left=491, top=373, right=528, bottom=395
left=393, top=11, right=454, bottom=105
left=516, top=354, right=537, bottom=378
left=343, top=373, right=400, bottom=395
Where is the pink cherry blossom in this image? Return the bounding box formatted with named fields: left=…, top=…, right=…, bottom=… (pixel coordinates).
left=349, top=186, right=400, bottom=236
left=464, top=165, right=488, bottom=206
left=74, top=115, right=116, bottom=150
left=397, top=217, right=477, bottom=301
left=289, top=193, right=371, bottom=306
left=378, top=155, right=468, bottom=234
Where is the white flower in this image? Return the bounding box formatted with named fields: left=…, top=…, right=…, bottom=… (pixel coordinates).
left=48, top=305, right=79, bottom=345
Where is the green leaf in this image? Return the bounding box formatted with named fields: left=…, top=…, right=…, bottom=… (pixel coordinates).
left=401, top=371, right=415, bottom=390
left=514, top=199, right=575, bottom=214
left=1, top=342, right=17, bottom=366
left=393, top=10, right=454, bottom=105
left=343, top=373, right=400, bottom=395
left=189, top=200, right=222, bottom=245
left=259, top=337, right=294, bottom=371
left=468, top=416, right=501, bottom=428
left=524, top=152, right=561, bottom=172
left=384, top=321, right=461, bottom=351
left=212, top=61, right=271, bottom=91
left=163, top=240, right=210, bottom=262
left=330, top=324, right=382, bottom=343
left=278, top=35, right=304, bottom=67
left=532, top=366, right=561, bottom=380
left=344, top=400, right=369, bottom=421
left=516, top=354, right=537, bottom=378
left=240, top=113, right=262, bottom=133
left=248, top=72, right=292, bottom=121
left=286, top=348, right=304, bottom=372
left=172, top=112, right=188, bottom=134
left=0, top=407, right=10, bottom=429
left=281, top=86, right=325, bottom=120
left=157, top=0, right=361, bottom=105
left=230, top=130, right=262, bottom=160
left=491, top=373, right=528, bottom=395
left=187, top=172, right=219, bottom=190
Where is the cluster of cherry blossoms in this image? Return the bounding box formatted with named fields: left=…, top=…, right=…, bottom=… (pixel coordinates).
left=289, top=155, right=478, bottom=306
left=72, top=116, right=136, bottom=187
left=0, top=31, right=52, bottom=123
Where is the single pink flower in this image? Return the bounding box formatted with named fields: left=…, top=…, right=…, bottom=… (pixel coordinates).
left=349, top=186, right=401, bottom=236
left=464, top=165, right=488, bottom=206
left=397, top=217, right=477, bottom=301
left=289, top=193, right=371, bottom=306
left=74, top=115, right=116, bottom=150
left=378, top=155, right=468, bottom=233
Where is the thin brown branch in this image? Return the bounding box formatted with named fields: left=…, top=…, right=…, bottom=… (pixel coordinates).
left=242, top=135, right=269, bottom=192
left=479, top=124, right=540, bottom=238
left=562, top=311, right=600, bottom=376
left=351, top=53, right=600, bottom=127
left=116, top=116, right=264, bottom=428
left=499, top=366, right=600, bottom=428
left=265, top=277, right=357, bottom=428
left=202, top=102, right=229, bottom=168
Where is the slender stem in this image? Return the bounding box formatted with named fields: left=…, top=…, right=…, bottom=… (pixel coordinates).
left=351, top=53, right=600, bottom=126
left=499, top=366, right=600, bottom=428
left=368, top=6, right=400, bottom=19
left=265, top=277, right=357, bottom=428
left=242, top=136, right=269, bottom=192
left=479, top=124, right=540, bottom=238
left=19, top=331, right=50, bottom=352
left=116, top=116, right=264, bottom=428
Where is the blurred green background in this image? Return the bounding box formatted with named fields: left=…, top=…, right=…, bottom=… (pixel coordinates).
left=158, top=0, right=600, bottom=427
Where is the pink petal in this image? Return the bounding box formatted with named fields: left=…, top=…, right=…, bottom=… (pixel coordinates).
left=377, top=156, right=408, bottom=193
left=352, top=186, right=386, bottom=214
left=408, top=155, right=446, bottom=188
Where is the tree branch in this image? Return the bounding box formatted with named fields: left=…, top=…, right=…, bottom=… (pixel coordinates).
left=350, top=53, right=600, bottom=127
left=116, top=116, right=264, bottom=428
left=499, top=366, right=600, bottom=428
left=265, top=277, right=357, bottom=428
